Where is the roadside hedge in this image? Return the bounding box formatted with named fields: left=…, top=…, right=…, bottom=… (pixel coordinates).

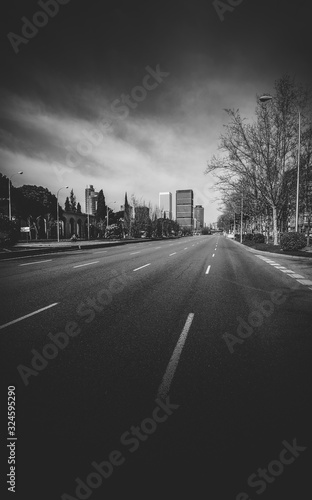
left=242, top=233, right=265, bottom=244
left=280, top=232, right=307, bottom=251
left=0, top=214, right=20, bottom=248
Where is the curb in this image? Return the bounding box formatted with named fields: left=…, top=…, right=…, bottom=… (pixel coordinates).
left=0, top=238, right=155, bottom=261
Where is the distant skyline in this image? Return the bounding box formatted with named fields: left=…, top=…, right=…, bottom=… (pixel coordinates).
left=1, top=1, right=311, bottom=224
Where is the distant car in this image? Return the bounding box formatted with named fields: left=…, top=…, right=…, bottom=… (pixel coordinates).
left=227, top=233, right=235, bottom=239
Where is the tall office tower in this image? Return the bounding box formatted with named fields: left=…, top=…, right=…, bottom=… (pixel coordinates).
left=85, top=185, right=98, bottom=215
left=194, top=205, right=204, bottom=229
left=176, top=189, right=194, bottom=229
left=159, top=192, right=172, bottom=219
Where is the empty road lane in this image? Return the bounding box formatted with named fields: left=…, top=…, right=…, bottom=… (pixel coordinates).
left=1, top=235, right=311, bottom=499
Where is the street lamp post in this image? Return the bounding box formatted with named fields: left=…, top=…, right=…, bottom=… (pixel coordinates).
left=56, top=186, right=68, bottom=242
left=87, top=212, right=90, bottom=240
left=240, top=191, right=243, bottom=243
left=160, top=209, right=165, bottom=237
left=295, top=110, right=301, bottom=232
left=8, top=171, right=23, bottom=220
left=259, top=94, right=301, bottom=232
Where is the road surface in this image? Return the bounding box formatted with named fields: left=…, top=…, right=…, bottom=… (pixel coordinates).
left=1, top=235, right=311, bottom=499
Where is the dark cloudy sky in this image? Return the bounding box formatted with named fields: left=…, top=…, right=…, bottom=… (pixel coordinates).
left=0, top=0, right=311, bottom=222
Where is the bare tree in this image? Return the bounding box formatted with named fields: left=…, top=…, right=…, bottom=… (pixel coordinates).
left=205, top=75, right=311, bottom=245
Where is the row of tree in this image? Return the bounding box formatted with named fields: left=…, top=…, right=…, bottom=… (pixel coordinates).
left=206, top=75, right=312, bottom=245
left=64, top=189, right=82, bottom=213
left=96, top=192, right=181, bottom=239
left=0, top=174, right=183, bottom=241
left=0, top=174, right=60, bottom=239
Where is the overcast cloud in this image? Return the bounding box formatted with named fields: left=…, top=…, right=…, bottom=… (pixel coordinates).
left=0, top=0, right=311, bottom=222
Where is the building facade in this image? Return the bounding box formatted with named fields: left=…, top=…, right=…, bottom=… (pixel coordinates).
left=159, top=192, right=172, bottom=219
left=176, top=189, right=194, bottom=230
left=194, top=205, right=204, bottom=229
left=85, top=185, right=98, bottom=215
left=19, top=211, right=97, bottom=240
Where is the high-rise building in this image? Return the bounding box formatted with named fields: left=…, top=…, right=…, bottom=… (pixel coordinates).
left=176, top=189, right=193, bottom=229
left=85, top=185, right=98, bottom=215
left=159, top=192, right=172, bottom=219
left=194, top=205, right=204, bottom=229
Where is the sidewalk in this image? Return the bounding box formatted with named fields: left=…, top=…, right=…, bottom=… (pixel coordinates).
left=0, top=238, right=154, bottom=260
left=226, top=236, right=312, bottom=257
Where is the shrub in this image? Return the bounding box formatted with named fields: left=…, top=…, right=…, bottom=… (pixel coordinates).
left=241, top=233, right=265, bottom=244
left=280, top=232, right=307, bottom=251
left=253, top=233, right=265, bottom=244
left=243, top=233, right=254, bottom=241
left=0, top=214, right=20, bottom=248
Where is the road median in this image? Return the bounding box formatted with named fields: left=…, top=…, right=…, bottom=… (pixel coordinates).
left=0, top=238, right=156, bottom=260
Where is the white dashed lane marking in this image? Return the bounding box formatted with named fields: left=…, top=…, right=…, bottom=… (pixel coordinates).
left=19, top=260, right=52, bottom=266
left=157, top=313, right=194, bottom=399
left=133, top=263, right=151, bottom=272
left=0, top=303, right=59, bottom=331
left=73, top=261, right=99, bottom=268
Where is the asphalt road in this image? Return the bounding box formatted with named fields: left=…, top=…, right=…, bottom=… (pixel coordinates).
left=0, top=235, right=311, bottom=500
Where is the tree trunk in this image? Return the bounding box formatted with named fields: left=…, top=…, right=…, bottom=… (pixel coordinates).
left=272, top=205, right=278, bottom=246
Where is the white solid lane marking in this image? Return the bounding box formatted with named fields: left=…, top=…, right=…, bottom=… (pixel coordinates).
left=0, top=303, right=59, bottom=330
left=19, top=260, right=52, bottom=266
left=133, top=263, right=151, bottom=271
left=73, top=261, right=99, bottom=268
left=157, top=313, right=195, bottom=399
left=169, top=252, right=177, bottom=256
left=206, top=265, right=211, bottom=274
